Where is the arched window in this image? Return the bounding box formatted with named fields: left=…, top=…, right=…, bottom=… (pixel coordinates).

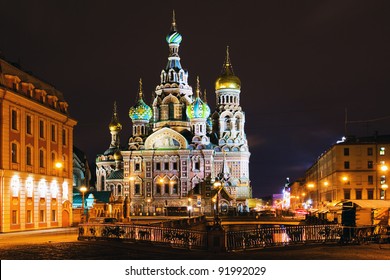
left=101, top=176, right=105, bottom=190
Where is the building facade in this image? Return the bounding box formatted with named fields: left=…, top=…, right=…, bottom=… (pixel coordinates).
left=96, top=15, right=251, bottom=217
left=0, top=58, right=77, bottom=232
left=302, top=135, right=390, bottom=210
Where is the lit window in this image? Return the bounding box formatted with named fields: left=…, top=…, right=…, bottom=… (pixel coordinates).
left=50, top=181, right=58, bottom=198
left=11, top=176, right=20, bottom=197
left=39, top=180, right=47, bottom=198
left=380, top=147, right=386, bottom=156
left=26, top=177, right=33, bottom=197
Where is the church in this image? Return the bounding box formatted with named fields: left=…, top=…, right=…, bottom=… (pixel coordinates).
left=95, top=14, right=251, bottom=216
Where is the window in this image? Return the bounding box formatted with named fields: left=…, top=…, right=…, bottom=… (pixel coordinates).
left=39, top=210, right=45, bottom=222
left=156, top=162, right=161, bottom=171
left=344, top=161, right=350, bottom=169
left=39, top=120, right=45, bottom=138
left=135, top=183, right=141, bottom=195
left=367, top=161, right=373, bottom=169
left=344, top=189, right=351, bottom=200
left=355, top=189, right=362, bottom=200
left=164, top=162, right=169, bottom=170
left=172, top=182, right=178, bottom=194
left=62, top=128, right=67, bottom=146
left=26, top=115, right=32, bottom=135
left=11, top=109, right=18, bottom=130
left=156, top=183, right=162, bottom=194
left=381, top=175, right=386, bottom=185
left=194, top=161, right=200, bottom=170
left=51, top=124, right=56, bottom=142
left=26, top=210, right=32, bottom=223
left=367, top=147, right=373, bottom=156
left=39, top=150, right=45, bottom=168
left=12, top=210, right=18, bottom=224
left=344, top=148, right=349, bottom=156
left=368, top=175, right=374, bottom=185
left=135, top=163, right=141, bottom=171
left=172, top=162, right=178, bottom=170
left=193, top=183, right=200, bottom=195
left=26, top=146, right=32, bottom=166
left=380, top=147, right=385, bottom=156
left=51, top=210, right=56, bottom=222
left=367, top=189, right=374, bottom=200
left=11, top=143, right=18, bottom=163
left=164, top=183, right=169, bottom=194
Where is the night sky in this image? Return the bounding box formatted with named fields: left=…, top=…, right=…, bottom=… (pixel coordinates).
left=1, top=1, right=390, bottom=197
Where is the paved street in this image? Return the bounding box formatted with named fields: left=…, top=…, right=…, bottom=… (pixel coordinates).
left=1, top=227, right=390, bottom=260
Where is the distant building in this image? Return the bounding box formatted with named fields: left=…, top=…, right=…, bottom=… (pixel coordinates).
left=0, top=57, right=77, bottom=232
left=95, top=14, right=252, bottom=218
left=299, top=135, right=390, bottom=224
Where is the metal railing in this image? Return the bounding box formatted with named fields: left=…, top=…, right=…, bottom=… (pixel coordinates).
left=78, top=223, right=208, bottom=250
left=226, top=224, right=343, bottom=251
left=78, top=223, right=387, bottom=252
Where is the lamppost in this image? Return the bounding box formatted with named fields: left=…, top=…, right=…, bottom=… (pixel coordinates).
left=80, top=186, right=87, bottom=223
left=188, top=198, right=192, bottom=218
left=213, top=179, right=223, bottom=225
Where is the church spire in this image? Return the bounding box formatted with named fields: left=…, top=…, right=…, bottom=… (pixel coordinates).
left=222, top=46, right=234, bottom=76
left=138, top=78, right=143, bottom=100
left=195, top=76, right=200, bottom=99
left=171, top=10, right=177, bottom=31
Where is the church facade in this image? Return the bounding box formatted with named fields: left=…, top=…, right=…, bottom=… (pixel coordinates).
left=96, top=15, right=251, bottom=216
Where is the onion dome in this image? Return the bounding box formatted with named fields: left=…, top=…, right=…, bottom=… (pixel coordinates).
left=129, top=79, right=153, bottom=121
left=215, top=46, right=241, bottom=90
left=109, top=101, right=122, bottom=132
left=114, top=150, right=123, bottom=161
left=166, top=10, right=182, bottom=45
left=186, top=77, right=211, bottom=119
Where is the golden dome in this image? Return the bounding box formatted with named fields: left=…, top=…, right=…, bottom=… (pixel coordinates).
left=114, top=150, right=123, bottom=160
left=215, top=46, right=241, bottom=91
left=215, top=74, right=241, bottom=90
left=109, top=101, right=122, bottom=132
left=109, top=120, right=122, bottom=132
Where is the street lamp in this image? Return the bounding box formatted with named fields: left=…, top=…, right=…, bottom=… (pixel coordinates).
left=213, top=179, right=223, bottom=225
left=187, top=198, right=192, bottom=218
left=79, top=186, right=87, bottom=223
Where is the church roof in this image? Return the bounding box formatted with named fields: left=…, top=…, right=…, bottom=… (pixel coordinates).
left=107, top=169, right=124, bottom=180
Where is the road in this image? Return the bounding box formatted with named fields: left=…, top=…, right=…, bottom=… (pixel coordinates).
left=0, top=227, right=390, bottom=260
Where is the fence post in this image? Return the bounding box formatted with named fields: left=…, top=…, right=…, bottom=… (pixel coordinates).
left=207, top=226, right=226, bottom=253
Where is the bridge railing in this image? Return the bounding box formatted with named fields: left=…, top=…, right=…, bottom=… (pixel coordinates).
left=78, top=223, right=208, bottom=250
left=226, top=224, right=343, bottom=251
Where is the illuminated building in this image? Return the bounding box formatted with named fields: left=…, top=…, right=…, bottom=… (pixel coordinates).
left=303, top=135, right=390, bottom=209
left=95, top=14, right=251, bottom=217
left=0, top=58, right=77, bottom=232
